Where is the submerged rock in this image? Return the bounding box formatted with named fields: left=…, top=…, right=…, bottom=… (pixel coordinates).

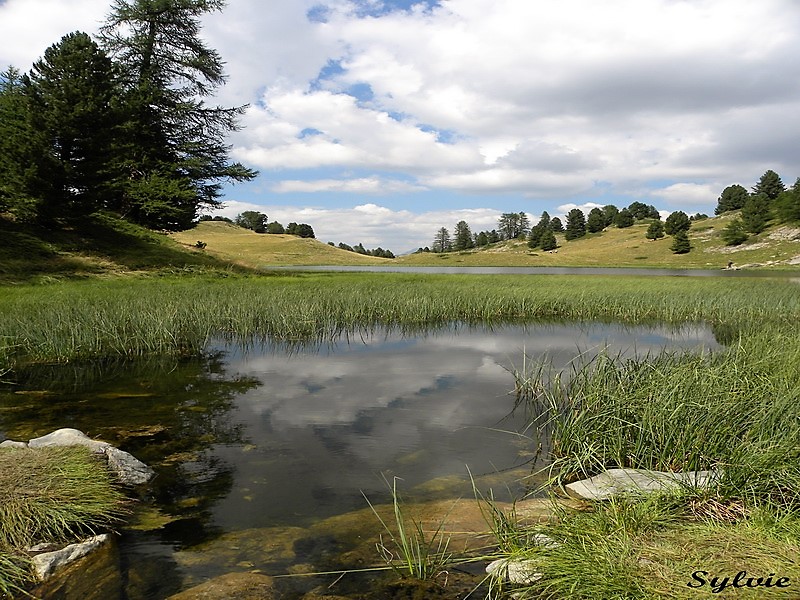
left=486, top=557, right=543, bottom=585
left=565, top=468, right=721, bottom=501
left=166, top=572, right=277, bottom=600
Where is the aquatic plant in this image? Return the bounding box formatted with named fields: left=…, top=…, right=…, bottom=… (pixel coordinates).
left=363, top=477, right=452, bottom=582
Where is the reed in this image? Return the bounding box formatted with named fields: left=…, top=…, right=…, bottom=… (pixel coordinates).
left=363, top=477, right=452, bottom=582
left=2, top=273, right=798, bottom=371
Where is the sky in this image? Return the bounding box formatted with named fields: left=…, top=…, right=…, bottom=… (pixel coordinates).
left=2, top=0, right=799, bottom=252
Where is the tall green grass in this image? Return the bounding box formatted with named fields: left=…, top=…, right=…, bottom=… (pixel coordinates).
left=0, top=447, right=128, bottom=597
left=513, top=326, right=800, bottom=507
left=2, top=273, right=798, bottom=371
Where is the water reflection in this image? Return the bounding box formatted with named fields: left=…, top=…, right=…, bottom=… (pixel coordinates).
left=0, top=322, right=721, bottom=599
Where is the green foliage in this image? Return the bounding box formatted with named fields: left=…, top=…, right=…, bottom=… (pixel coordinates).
left=586, top=208, right=605, bottom=233
left=0, top=446, right=128, bottom=595
left=364, top=477, right=452, bottom=581
left=627, top=201, right=659, bottom=220
left=564, top=208, right=586, bottom=240
left=645, top=220, right=664, bottom=240
left=432, top=227, right=451, bottom=252
left=498, top=212, right=530, bottom=240
left=614, top=208, right=634, bottom=228
left=0, top=67, right=39, bottom=220
left=601, top=205, right=619, bottom=227
left=539, top=228, right=558, bottom=251
left=266, top=221, right=285, bottom=234
left=550, top=216, right=564, bottom=232
left=527, top=212, right=552, bottom=248
left=285, top=222, right=315, bottom=238
left=752, top=169, right=785, bottom=201
left=98, top=0, right=257, bottom=230
left=741, top=195, right=770, bottom=234
left=715, top=184, right=749, bottom=215
left=234, top=210, right=269, bottom=232
left=23, top=32, right=119, bottom=220
left=669, top=230, right=691, bottom=254
left=775, top=179, right=800, bottom=223
left=720, top=218, right=749, bottom=246
left=453, top=220, right=474, bottom=251
left=664, top=211, right=691, bottom=235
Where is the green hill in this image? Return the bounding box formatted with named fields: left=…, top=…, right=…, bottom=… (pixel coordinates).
left=2, top=212, right=798, bottom=284
left=397, top=213, right=800, bottom=269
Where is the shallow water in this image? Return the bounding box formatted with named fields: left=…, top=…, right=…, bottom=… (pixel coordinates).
left=0, top=322, right=720, bottom=599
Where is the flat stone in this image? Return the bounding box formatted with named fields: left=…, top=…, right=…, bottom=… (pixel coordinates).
left=31, top=534, right=111, bottom=581
left=0, top=440, right=28, bottom=449
left=486, top=557, right=542, bottom=585
left=565, top=468, right=720, bottom=501
left=28, top=428, right=110, bottom=452
left=166, top=572, right=277, bottom=600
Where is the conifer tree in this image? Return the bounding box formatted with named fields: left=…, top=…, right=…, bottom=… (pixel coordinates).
left=99, top=0, right=257, bottom=230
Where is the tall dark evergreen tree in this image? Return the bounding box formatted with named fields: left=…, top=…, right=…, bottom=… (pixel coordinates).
left=715, top=184, right=749, bottom=215
left=645, top=221, right=665, bottom=240
left=670, top=230, right=691, bottom=254
left=601, top=205, right=619, bottom=227
left=752, top=170, right=785, bottom=202
left=586, top=207, right=605, bottom=233
left=740, top=195, right=769, bottom=234
left=0, top=67, right=38, bottom=219
left=564, top=208, right=586, bottom=240
left=99, top=0, right=257, bottom=230
left=614, top=208, right=634, bottom=228
left=664, top=211, right=691, bottom=235
left=433, top=227, right=451, bottom=252
left=527, top=211, right=551, bottom=248
left=24, top=32, right=119, bottom=220
left=550, top=217, right=564, bottom=232
left=775, top=179, right=800, bottom=223
left=453, top=220, right=474, bottom=251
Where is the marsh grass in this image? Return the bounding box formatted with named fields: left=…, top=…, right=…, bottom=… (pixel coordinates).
left=498, top=496, right=800, bottom=600
left=364, top=477, right=453, bottom=582
left=0, top=447, right=128, bottom=596
left=2, top=273, right=799, bottom=372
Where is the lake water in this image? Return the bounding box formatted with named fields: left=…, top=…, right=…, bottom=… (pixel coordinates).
left=0, top=322, right=721, bottom=599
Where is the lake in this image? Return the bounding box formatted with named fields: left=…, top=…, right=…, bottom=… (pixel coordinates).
left=0, top=322, right=721, bottom=598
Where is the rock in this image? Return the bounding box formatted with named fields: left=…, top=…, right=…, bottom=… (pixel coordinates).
left=166, top=572, right=277, bottom=600
left=104, top=445, right=155, bottom=486
left=0, top=440, right=28, bottom=449
left=565, top=468, right=720, bottom=501
left=486, top=557, right=542, bottom=585
left=27, top=427, right=154, bottom=486
left=31, top=534, right=111, bottom=581
left=29, top=428, right=109, bottom=452
left=28, top=535, right=123, bottom=600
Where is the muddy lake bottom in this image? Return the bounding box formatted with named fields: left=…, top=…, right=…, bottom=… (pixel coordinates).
left=0, top=322, right=721, bottom=599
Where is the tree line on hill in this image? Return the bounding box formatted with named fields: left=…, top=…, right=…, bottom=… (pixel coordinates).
left=714, top=170, right=800, bottom=246
left=215, top=209, right=395, bottom=257
left=422, top=202, right=707, bottom=255
left=0, top=0, right=255, bottom=232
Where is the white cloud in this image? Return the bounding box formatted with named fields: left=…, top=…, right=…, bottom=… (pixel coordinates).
left=3, top=0, right=800, bottom=243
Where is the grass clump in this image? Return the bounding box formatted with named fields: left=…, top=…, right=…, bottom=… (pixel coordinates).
left=0, top=446, right=128, bottom=596
left=493, top=496, right=800, bottom=599
left=364, top=477, right=452, bottom=582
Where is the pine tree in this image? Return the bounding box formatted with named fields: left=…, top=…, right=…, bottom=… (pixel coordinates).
left=715, top=184, right=749, bottom=215
left=614, top=208, right=634, bottom=228
left=670, top=231, right=691, bottom=254
left=564, top=209, right=586, bottom=240
left=539, top=228, right=557, bottom=251
left=586, top=208, right=605, bottom=233
left=740, top=195, right=770, bottom=234
left=0, top=67, right=38, bottom=219
left=645, top=221, right=665, bottom=240
left=99, top=0, right=257, bottom=230
left=752, top=170, right=785, bottom=202
left=24, top=32, right=119, bottom=220
left=433, top=227, right=451, bottom=252
left=453, top=220, right=474, bottom=250
left=664, top=211, right=691, bottom=235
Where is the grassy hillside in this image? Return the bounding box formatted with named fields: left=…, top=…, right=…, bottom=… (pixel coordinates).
left=2, top=212, right=799, bottom=283
left=0, top=213, right=238, bottom=283
left=397, top=213, right=800, bottom=269
left=169, top=221, right=391, bottom=267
